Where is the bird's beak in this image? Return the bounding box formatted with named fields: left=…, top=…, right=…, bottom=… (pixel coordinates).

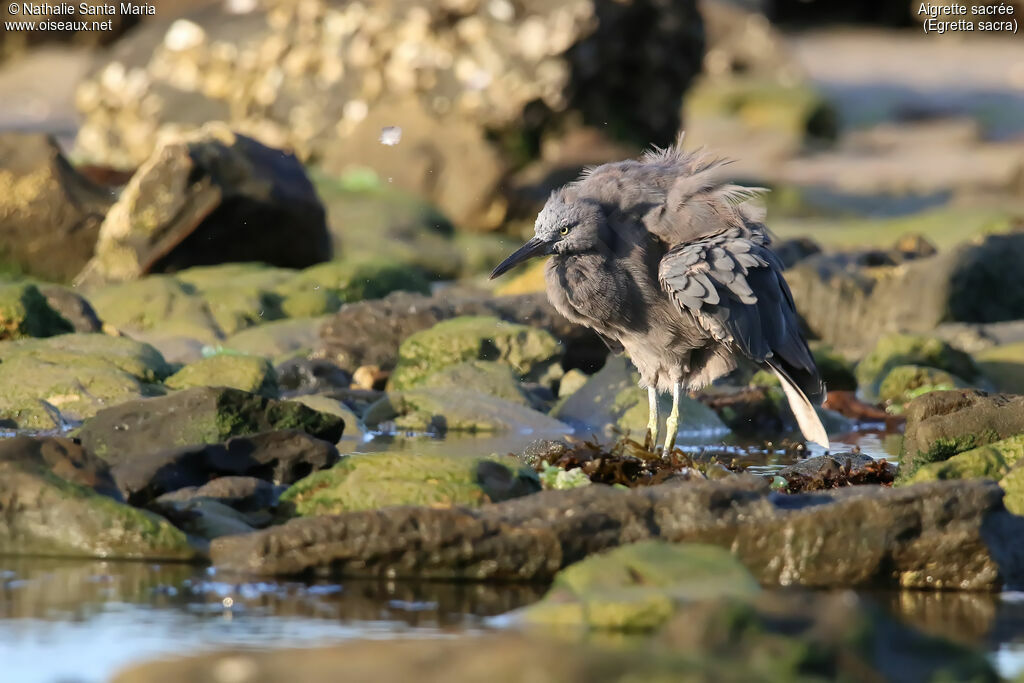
left=489, top=237, right=550, bottom=279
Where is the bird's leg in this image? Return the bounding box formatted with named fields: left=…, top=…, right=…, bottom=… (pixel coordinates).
left=645, top=386, right=659, bottom=450
left=663, top=381, right=682, bottom=455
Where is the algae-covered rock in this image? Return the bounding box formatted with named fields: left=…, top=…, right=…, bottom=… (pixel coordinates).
left=280, top=452, right=540, bottom=516
left=364, top=388, right=569, bottom=435
left=389, top=315, right=562, bottom=390
left=402, top=360, right=545, bottom=409
left=856, top=333, right=979, bottom=400
left=900, top=390, right=1024, bottom=478
left=280, top=257, right=430, bottom=306
left=998, top=462, right=1024, bottom=516
left=0, top=282, right=73, bottom=340
left=0, top=333, right=172, bottom=428
left=976, top=341, right=1024, bottom=394
left=165, top=354, right=278, bottom=396
left=810, top=343, right=857, bottom=392
left=286, top=394, right=363, bottom=442
left=0, top=455, right=196, bottom=560
left=553, top=356, right=727, bottom=439
left=877, top=364, right=963, bottom=412
left=522, top=541, right=760, bottom=631
left=222, top=316, right=328, bottom=362
left=77, top=386, right=344, bottom=464
left=88, top=275, right=224, bottom=343
left=900, top=434, right=1024, bottom=487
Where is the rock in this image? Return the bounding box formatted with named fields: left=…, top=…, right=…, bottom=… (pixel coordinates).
left=210, top=476, right=1024, bottom=592
left=165, top=353, right=278, bottom=396
left=276, top=257, right=430, bottom=308
left=557, top=368, right=589, bottom=398
left=110, top=430, right=340, bottom=505
left=0, top=435, right=120, bottom=500
left=74, top=0, right=704, bottom=227
left=389, top=315, right=562, bottom=390
left=520, top=541, right=760, bottom=630
left=0, top=450, right=196, bottom=560
left=998, top=462, right=1024, bottom=516
left=976, top=342, right=1024, bottom=394
left=877, top=364, right=964, bottom=412
left=363, top=388, right=570, bottom=436
left=36, top=284, right=103, bottom=333
left=285, top=396, right=363, bottom=442
left=279, top=452, right=540, bottom=516
left=698, top=0, right=796, bottom=83
left=773, top=453, right=897, bottom=493
left=901, top=434, right=1024, bottom=488
left=407, top=360, right=547, bottom=409
left=224, top=317, right=329, bottom=363
left=934, top=320, right=1024, bottom=355
left=0, top=332, right=171, bottom=429
left=786, top=234, right=1024, bottom=353
left=553, top=356, right=727, bottom=439
left=174, top=263, right=294, bottom=336
left=900, top=390, right=1024, bottom=479
left=0, top=132, right=114, bottom=282
left=150, top=497, right=256, bottom=540
left=275, top=359, right=352, bottom=397
left=74, top=123, right=330, bottom=287
left=109, top=590, right=998, bottom=682
left=809, top=344, right=857, bottom=392
left=155, top=475, right=283, bottom=513
left=76, top=386, right=344, bottom=463
left=319, top=290, right=604, bottom=374
left=0, top=282, right=74, bottom=340
left=855, top=333, right=980, bottom=400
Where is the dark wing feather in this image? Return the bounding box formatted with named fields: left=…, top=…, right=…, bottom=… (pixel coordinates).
left=658, top=230, right=824, bottom=403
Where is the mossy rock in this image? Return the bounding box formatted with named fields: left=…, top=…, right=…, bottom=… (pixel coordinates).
left=521, top=541, right=760, bottom=632
left=976, top=342, right=1024, bottom=394
left=0, top=457, right=196, bottom=560
left=998, top=463, right=1024, bottom=516
left=809, top=343, right=857, bottom=392
left=877, top=364, right=963, bottom=413
left=364, top=388, right=569, bottom=435
left=686, top=79, right=837, bottom=141
left=0, top=333, right=172, bottom=428
left=222, top=316, right=328, bottom=362
left=0, top=282, right=73, bottom=340
left=280, top=257, right=430, bottom=305
left=76, top=386, right=344, bottom=464
left=165, top=354, right=278, bottom=396
left=899, top=433, right=1024, bottom=486
left=173, top=263, right=295, bottom=292
left=856, top=333, right=979, bottom=400
left=286, top=394, right=363, bottom=442
left=552, top=356, right=727, bottom=439
left=399, top=360, right=543, bottom=408
left=279, top=451, right=540, bottom=516
left=389, top=315, right=562, bottom=390
left=88, top=275, right=223, bottom=342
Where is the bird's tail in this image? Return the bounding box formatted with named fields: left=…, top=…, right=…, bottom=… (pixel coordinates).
left=767, top=361, right=829, bottom=450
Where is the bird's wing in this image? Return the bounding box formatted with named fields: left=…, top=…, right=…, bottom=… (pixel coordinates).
left=658, top=226, right=824, bottom=403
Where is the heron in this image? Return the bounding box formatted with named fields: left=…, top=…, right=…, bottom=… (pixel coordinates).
left=490, top=137, right=829, bottom=453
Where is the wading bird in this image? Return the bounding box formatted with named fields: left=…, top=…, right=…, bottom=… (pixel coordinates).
left=490, top=138, right=828, bottom=452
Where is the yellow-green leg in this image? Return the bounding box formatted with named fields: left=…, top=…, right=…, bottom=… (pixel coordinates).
left=645, top=386, right=659, bottom=449
left=663, top=381, right=682, bottom=454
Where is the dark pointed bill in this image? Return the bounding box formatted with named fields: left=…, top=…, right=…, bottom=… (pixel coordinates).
left=489, top=237, right=550, bottom=279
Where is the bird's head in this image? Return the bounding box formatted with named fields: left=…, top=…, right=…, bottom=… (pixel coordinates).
left=490, top=192, right=605, bottom=279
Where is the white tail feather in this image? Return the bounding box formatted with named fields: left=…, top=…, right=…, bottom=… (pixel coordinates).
left=770, top=366, right=829, bottom=450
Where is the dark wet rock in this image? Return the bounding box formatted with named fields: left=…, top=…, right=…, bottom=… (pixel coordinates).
left=786, top=234, right=1024, bottom=352
left=111, top=430, right=339, bottom=506
left=389, top=315, right=562, bottom=391
left=769, top=237, right=823, bottom=269
left=0, top=446, right=196, bottom=560
left=74, top=124, right=330, bottom=287
left=0, top=435, right=120, bottom=501
left=318, top=291, right=605, bottom=376
left=150, top=497, right=256, bottom=540
left=279, top=452, right=540, bottom=517
left=285, top=395, right=363, bottom=442
left=36, top=284, right=103, bottom=333
left=75, top=0, right=704, bottom=227
left=165, top=354, right=278, bottom=397
left=110, top=586, right=999, bottom=683
left=154, top=475, right=285, bottom=529
left=900, top=390, right=1024, bottom=479
left=0, top=282, right=74, bottom=340
left=0, top=332, right=171, bottom=429
left=0, top=132, right=114, bottom=282
left=155, top=475, right=284, bottom=513
left=773, top=453, right=897, bottom=493
left=809, top=344, right=857, bottom=392
left=210, top=476, right=1024, bottom=592
left=363, top=388, right=569, bottom=436
left=76, top=386, right=344, bottom=464
left=275, top=357, right=351, bottom=396
left=521, top=541, right=759, bottom=630
left=856, top=333, right=980, bottom=400
left=553, top=356, right=727, bottom=439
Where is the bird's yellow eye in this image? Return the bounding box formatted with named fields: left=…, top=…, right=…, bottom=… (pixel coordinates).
left=559, top=226, right=569, bottom=236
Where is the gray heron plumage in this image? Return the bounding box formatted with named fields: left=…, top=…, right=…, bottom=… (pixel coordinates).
left=490, top=136, right=829, bottom=452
